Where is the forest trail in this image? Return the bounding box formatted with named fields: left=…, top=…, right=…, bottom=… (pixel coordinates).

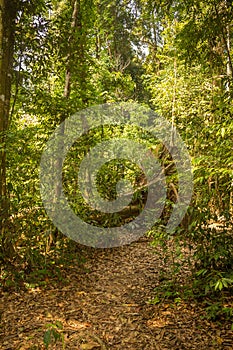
left=0, top=237, right=232, bottom=349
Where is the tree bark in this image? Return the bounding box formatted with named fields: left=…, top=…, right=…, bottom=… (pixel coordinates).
left=0, top=0, right=16, bottom=237
left=52, top=0, right=80, bottom=243
left=55, top=0, right=79, bottom=195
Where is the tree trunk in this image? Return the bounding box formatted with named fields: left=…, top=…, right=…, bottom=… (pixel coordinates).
left=51, top=0, right=80, bottom=243
left=55, top=0, right=80, bottom=199
left=0, top=0, right=16, bottom=238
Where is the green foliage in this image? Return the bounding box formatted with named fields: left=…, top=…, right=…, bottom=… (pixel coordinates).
left=144, top=0, right=233, bottom=324
left=43, top=321, right=65, bottom=349
left=1, top=0, right=232, bottom=329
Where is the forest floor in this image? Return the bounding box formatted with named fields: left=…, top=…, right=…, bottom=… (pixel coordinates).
left=0, top=236, right=232, bottom=350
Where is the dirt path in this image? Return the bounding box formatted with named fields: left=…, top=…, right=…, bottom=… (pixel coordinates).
left=0, top=237, right=232, bottom=349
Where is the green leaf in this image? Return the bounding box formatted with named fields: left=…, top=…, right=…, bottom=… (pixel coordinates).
left=43, top=330, right=51, bottom=348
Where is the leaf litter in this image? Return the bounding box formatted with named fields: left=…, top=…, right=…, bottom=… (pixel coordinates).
left=0, top=237, right=232, bottom=349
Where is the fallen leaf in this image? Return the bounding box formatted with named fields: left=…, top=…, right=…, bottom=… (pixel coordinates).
left=80, top=341, right=101, bottom=350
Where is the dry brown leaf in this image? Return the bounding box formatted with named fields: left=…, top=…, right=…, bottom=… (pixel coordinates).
left=67, top=320, right=91, bottom=329
left=147, top=318, right=170, bottom=328
left=80, top=341, right=101, bottom=350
